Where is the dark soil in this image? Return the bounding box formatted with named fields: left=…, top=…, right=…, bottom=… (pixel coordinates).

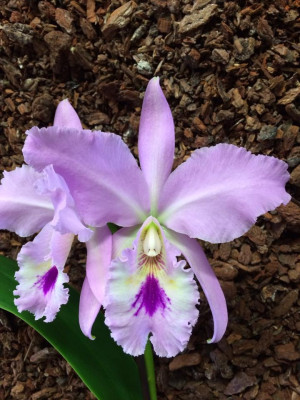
left=0, top=0, right=300, bottom=399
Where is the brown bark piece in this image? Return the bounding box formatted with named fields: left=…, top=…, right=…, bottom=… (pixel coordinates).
left=169, top=353, right=201, bottom=371
left=44, top=31, right=72, bottom=78
left=32, top=94, right=54, bottom=123
left=272, top=289, right=299, bottom=317
left=178, top=4, right=218, bottom=34
left=80, top=18, right=97, bottom=39
left=275, top=342, right=300, bottom=361
left=213, top=262, right=238, bottom=280
left=102, top=1, right=137, bottom=39
left=211, top=48, right=230, bottom=64
left=278, top=87, right=300, bottom=105
left=87, top=0, right=97, bottom=23
left=245, top=225, right=267, bottom=246
left=55, top=8, right=74, bottom=34
left=224, top=372, right=257, bottom=395
left=278, top=202, right=300, bottom=227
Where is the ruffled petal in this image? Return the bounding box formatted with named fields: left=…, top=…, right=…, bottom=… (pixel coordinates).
left=53, top=99, right=82, bottom=130
left=105, top=216, right=199, bottom=357
left=159, top=144, right=291, bottom=243
left=0, top=165, right=53, bottom=236
left=79, top=277, right=101, bottom=340
left=112, top=226, right=140, bottom=259
left=14, top=223, right=73, bottom=322
left=24, top=126, right=149, bottom=227
left=138, top=78, right=175, bottom=211
left=166, top=229, right=227, bottom=343
left=36, top=165, right=93, bottom=242
left=86, top=226, right=112, bottom=305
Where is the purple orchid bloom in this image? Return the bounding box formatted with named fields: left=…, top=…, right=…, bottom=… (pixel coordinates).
left=22, top=78, right=291, bottom=357
left=0, top=100, right=96, bottom=322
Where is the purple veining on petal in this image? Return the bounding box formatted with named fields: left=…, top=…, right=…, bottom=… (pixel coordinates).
left=35, top=266, right=58, bottom=295
left=138, top=253, right=165, bottom=269
left=132, top=274, right=170, bottom=317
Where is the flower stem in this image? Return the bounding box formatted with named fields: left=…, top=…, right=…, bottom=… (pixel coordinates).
left=144, top=340, right=157, bottom=400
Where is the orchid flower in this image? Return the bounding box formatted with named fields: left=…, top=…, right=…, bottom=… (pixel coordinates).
left=0, top=100, right=98, bottom=323
left=22, top=78, right=290, bottom=357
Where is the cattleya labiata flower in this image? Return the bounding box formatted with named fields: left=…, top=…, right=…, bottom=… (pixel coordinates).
left=0, top=78, right=291, bottom=357
left=0, top=101, right=94, bottom=322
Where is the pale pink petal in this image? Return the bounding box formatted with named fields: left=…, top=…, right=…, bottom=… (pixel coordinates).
left=53, top=99, right=82, bottom=130
left=138, top=78, right=175, bottom=210
left=86, top=226, right=112, bottom=305
left=166, top=230, right=227, bottom=343
left=105, top=217, right=199, bottom=357
left=24, top=126, right=149, bottom=227
left=14, top=224, right=74, bottom=322
left=112, top=226, right=140, bottom=260
left=0, top=165, right=53, bottom=236
left=79, top=277, right=101, bottom=340
left=37, top=165, right=93, bottom=242
left=159, top=144, right=291, bottom=243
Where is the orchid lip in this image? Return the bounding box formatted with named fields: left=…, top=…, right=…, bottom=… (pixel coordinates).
left=105, top=215, right=200, bottom=357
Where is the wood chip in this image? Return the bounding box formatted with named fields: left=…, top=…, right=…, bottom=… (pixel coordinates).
left=102, top=1, right=137, bottom=39
left=178, top=4, right=218, bottom=34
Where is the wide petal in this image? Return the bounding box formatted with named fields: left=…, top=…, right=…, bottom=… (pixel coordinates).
left=105, top=216, right=199, bottom=357
left=86, top=226, right=112, bottom=305
left=166, top=230, right=227, bottom=343
left=159, top=144, right=291, bottom=243
left=24, top=126, right=149, bottom=227
left=53, top=99, right=82, bottom=130
left=79, top=277, right=101, bottom=340
left=14, top=224, right=74, bottom=322
left=37, top=165, right=93, bottom=242
left=0, top=165, right=53, bottom=236
left=138, top=78, right=175, bottom=211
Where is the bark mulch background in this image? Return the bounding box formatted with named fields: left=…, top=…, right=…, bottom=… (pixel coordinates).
left=0, top=0, right=300, bottom=399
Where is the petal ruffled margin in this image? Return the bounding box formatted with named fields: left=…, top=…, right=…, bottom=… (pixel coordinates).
left=112, top=226, right=140, bottom=260
left=0, top=165, right=53, bottom=236
left=105, top=217, right=199, bottom=357
left=14, top=224, right=74, bottom=322
left=159, top=144, right=291, bottom=243
left=138, top=78, right=175, bottom=211
left=166, top=229, right=228, bottom=343
left=24, top=126, right=149, bottom=227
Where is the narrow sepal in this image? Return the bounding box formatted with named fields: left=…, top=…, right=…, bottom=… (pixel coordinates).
left=138, top=78, right=175, bottom=210
left=79, top=277, right=101, bottom=339
left=53, top=99, right=82, bottom=130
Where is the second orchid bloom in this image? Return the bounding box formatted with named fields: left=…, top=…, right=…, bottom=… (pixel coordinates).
left=0, top=78, right=291, bottom=357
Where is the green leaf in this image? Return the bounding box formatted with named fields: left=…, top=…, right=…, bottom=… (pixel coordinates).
left=0, top=255, right=142, bottom=400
